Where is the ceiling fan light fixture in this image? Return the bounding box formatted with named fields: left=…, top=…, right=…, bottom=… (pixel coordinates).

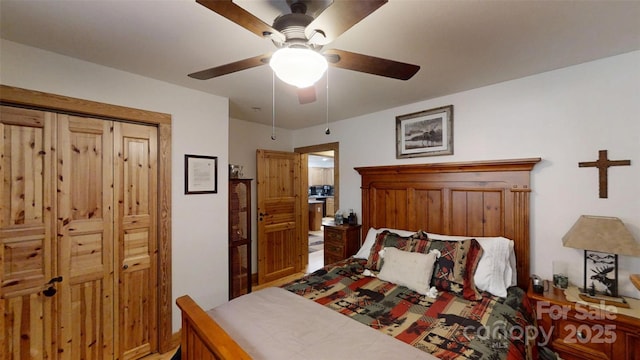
left=269, top=47, right=328, bottom=88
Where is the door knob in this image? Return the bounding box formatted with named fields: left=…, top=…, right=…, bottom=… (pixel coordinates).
left=43, top=276, right=63, bottom=297
left=123, top=264, right=129, bottom=270
left=43, top=287, right=57, bottom=297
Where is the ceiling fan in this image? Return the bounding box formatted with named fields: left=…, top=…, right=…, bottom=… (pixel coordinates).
left=189, top=0, right=420, bottom=104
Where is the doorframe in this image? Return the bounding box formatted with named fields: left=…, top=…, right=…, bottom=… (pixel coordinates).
left=0, top=85, right=174, bottom=353
left=294, top=141, right=339, bottom=218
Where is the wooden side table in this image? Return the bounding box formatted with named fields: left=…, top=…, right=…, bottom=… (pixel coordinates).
left=323, top=224, right=361, bottom=265
left=527, top=281, right=640, bottom=360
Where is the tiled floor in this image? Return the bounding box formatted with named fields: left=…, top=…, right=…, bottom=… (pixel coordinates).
left=308, top=249, right=324, bottom=273
left=308, top=227, right=325, bottom=273
left=309, top=229, right=324, bottom=238
left=308, top=231, right=324, bottom=253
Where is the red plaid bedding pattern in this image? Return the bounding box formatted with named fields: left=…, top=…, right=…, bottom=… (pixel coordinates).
left=283, top=258, right=540, bottom=360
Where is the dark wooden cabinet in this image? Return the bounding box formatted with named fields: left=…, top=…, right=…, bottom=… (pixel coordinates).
left=324, top=224, right=361, bottom=265
left=229, top=179, right=252, bottom=299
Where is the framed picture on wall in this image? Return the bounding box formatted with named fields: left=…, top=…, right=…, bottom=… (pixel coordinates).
left=396, top=105, right=453, bottom=158
left=185, top=154, right=218, bottom=194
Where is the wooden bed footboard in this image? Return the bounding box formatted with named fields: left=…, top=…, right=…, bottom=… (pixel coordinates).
left=176, top=295, right=251, bottom=360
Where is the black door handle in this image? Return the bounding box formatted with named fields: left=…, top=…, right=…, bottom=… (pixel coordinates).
left=47, top=276, right=63, bottom=284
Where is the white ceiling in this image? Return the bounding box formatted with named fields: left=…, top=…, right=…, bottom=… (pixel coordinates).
left=1, top=0, right=639, bottom=130
left=308, top=154, right=334, bottom=168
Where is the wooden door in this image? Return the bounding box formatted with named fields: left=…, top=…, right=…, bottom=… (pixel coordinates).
left=256, top=150, right=305, bottom=284
left=114, top=123, right=158, bottom=359
left=1, top=103, right=161, bottom=360
left=56, top=114, right=115, bottom=359
left=1, top=106, right=56, bottom=359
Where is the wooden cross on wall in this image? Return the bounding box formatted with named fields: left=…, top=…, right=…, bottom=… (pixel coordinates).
left=579, top=150, right=631, bottom=198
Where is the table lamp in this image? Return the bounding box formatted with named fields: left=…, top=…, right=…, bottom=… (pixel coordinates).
left=562, top=215, right=640, bottom=298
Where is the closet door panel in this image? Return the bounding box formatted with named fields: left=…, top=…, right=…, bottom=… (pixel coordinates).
left=1, top=106, right=55, bottom=360
left=114, top=123, right=158, bottom=360
left=57, top=115, right=114, bottom=359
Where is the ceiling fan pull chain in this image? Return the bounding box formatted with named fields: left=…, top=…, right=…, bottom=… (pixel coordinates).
left=325, top=68, right=330, bottom=135
left=271, top=71, right=277, bottom=141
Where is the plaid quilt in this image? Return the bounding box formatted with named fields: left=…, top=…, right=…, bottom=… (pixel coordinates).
left=283, top=258, right=540, bottom=360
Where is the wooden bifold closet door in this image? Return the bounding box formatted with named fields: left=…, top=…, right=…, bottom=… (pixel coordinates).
left=114, top=122, right=158, bottom=360
left=1, top=106, right=158, bottom=360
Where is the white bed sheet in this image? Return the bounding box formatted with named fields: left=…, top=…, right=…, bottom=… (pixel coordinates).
left=208, top=287, right=436, bottom=360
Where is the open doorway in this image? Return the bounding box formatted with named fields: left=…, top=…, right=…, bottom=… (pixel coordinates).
left=294, top=142, right=339, bottom=273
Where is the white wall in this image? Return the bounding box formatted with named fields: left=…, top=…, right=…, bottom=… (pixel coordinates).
left=0, top=39, right=230, bottom=332
left=228, top=117, right=294, bottom=271
left=293, top=51, right=640, bottom=297
left=4, top=37, right=638, bottom=339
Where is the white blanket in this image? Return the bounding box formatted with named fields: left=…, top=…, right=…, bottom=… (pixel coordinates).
left=208, top=287, right=436, bottom=360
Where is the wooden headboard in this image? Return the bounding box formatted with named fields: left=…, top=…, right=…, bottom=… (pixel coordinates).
left=355, top=158, right=541, bottom=289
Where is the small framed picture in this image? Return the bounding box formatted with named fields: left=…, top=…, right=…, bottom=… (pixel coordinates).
left=396, top=105, right=453, bottom=158
left=185, top=154, right=218, bottom=194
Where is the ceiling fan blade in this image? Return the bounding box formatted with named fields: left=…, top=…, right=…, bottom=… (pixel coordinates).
left=324, top=49, right=420, bottom=80
left=196, top=0, right=283, bottom=41
left=188, top=53, right=271, bottom=80
left=297, top=86, right=317, bottom=104
left=306, top=0, right=387, bottom=45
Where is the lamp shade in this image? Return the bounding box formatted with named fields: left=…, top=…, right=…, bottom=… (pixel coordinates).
left=269, top=47, right=328, bottom=88
left=562, top=215, right=640, bottom=256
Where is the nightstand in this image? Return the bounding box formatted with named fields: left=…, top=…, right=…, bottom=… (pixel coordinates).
left=323, top=224, right=361, bottom=265
left=527, top=281, right=640, bottom=360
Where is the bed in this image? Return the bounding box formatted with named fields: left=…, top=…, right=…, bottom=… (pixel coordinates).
left=176, top=158, right=543, bottom=360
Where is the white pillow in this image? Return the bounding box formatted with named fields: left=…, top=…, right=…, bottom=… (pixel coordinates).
left=354, top=228, right=517, bottom=297
left=353, top=227, right=416, bottom=259
left=378, top=247, right=438, bottom=295
left=427, top=233, right=516, bottom=297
